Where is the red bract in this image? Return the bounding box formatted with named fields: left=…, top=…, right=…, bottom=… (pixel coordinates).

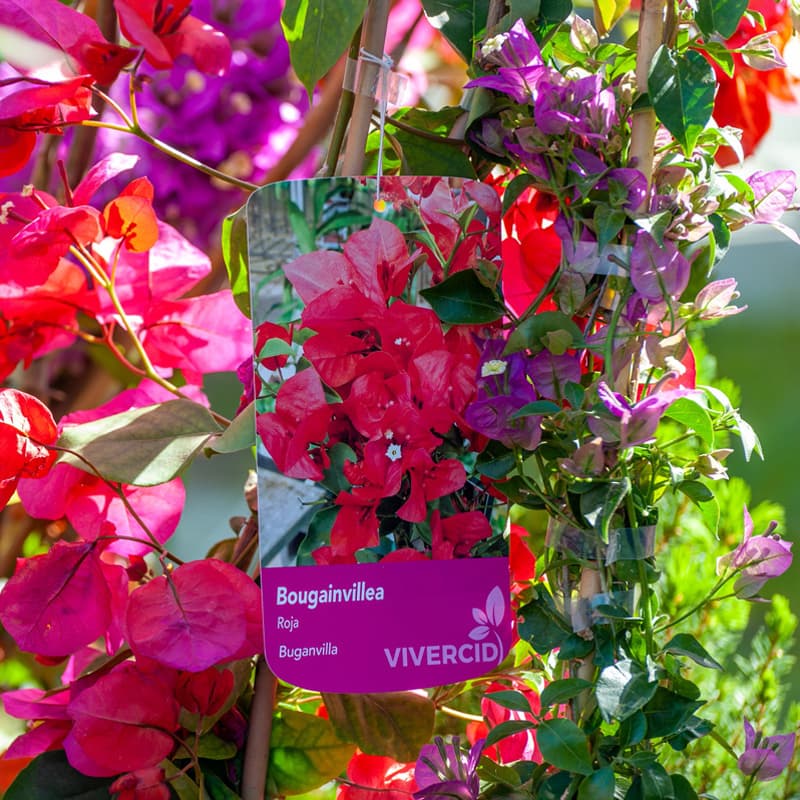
left=712, top=0, right=796, bottom=165
left=0, top=0, right=135, bottom=83
left=114, top=0, right=231, bottom=75
left=0, top=259, right=89, bottom=379
left=257, top=369, right=333, bottom=480
left=11, top=203, right=102, bottom=275
left=139, top=290, right=251, bottom=384
left=64, top=663, right=179, bottom=777
left=337, top=753, right=418, bottom=800
left=175, top=667, right=234, bottom=716
left=125, top=559, right=256, bottom=670
left=91, top=216, right=212, bottom=321
left=0, top=540, right=125, bottom=656
left=110, top=767, right=171, bottom=800
left=418, top=180, right=502, bottom=282
left=468, top=680, right=542, bottom=764
left=284, top=218, right=417, bottom=305
left=396, top=450, right=466, bottom=522
left=431, top=510, right=492, bottom=559
left=0, top=77, right=92, bottom=143
left=0, top=388, right=57, bottom=508
left=102, top=191, right=159, bottom=252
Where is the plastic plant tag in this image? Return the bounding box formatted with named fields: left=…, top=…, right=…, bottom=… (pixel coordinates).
left=247, top=176, right=511, bottom=693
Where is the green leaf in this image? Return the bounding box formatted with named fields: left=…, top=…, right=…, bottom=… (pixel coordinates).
left=268, top=709, right=356, bottom=796
left=5, top=750, right=114, bottom=799
left=578, top=767, right=616, bottom=800
left=421, top=269, right=505, bottom=324
left=57, top=400, right=223, bottom=486
left=197, top=733, right=239, bottom=761
left=485, top=719, right=538, bottom=748
left=205, top=403, right=255, bottom=456
left=537, top=718, right=594, bottom=776
left=486, top=689, right=534, bottom=713
left=557, top=633, right=594, bottom=661
left=638, top=763, right=674, bottom=799
left=477, top=756, right=523, bottom=786
left=505, top=311, right=585, bottom=354
left=696, top=0, right=748, bottom=37
left=320, top=442, right=357, bottom=494
left=593, top=0, right=630, bottom=36
left=663, top=397, right=714, bottom=446
left=670, top=774, right=700, bottom=799
left=391, top=108, right=475, bottom=177
left=503, top=173, right=536, bottom=216
left=595, top=659, right=658, bottom=723
left=732, top=411, right=763, bottom=461
left=420, top=0, right=492, bottom=62
left=281, top=0, right=369, bottom=96
left=641, top=688, right=703, bottom=739
left=541, top=678, right=594, bottom=708
left=594, top=205, right=626, bottom=252
left=221, top=206, right=250, bottom=317
left=512, top=400, right=562, bottom=418
left=677, top=480, right=714, bottom=504
left=661, top=633, right=723, bottom=670
left=204, top=773, right=241, bottom=799
left=649, top=47, right=716, bottom=155
left=287, top=200, right=315, bottom=254
left=321, top=691, right=435, bottom=762
left=518, top=589, right=573, bottom=654
left=164, top=760, right=201, bottom=800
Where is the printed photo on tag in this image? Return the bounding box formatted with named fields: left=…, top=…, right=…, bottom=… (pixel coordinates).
left=247, top=177, right=512, bottom=692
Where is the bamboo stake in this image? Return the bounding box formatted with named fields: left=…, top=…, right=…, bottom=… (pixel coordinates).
left=628, top=0, right=668, bottom=201
left=339, top=0, right=391, bottom=176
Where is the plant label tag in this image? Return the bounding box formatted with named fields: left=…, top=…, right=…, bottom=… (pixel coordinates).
left=248, top=177, right=511, bottom=692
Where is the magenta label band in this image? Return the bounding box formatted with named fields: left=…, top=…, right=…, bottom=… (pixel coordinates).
left=261, top=558, right=511, bottom=693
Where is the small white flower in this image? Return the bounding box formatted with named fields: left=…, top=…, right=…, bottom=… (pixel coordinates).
left=0, top=201, right=14, bottom=225
left=393, top=337, right=410, bottom=347
left=482, top=33, right=508, bottom=56
left=384, top=430, right=394, bottom=440
left=481, top=359, right=507, bottom=377
left=21, top=184, right=34, bottom=197
left=386, top=443, right=402, bottom=462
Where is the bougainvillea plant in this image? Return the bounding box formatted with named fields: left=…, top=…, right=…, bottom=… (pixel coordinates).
left=0, top=0, right=798, bottom=797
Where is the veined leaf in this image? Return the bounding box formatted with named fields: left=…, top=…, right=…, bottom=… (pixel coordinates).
left=281, top=0, right=369, bottom=96
left=57, top=400, right=222, bottom=486
left=649, top=47, right=715, bottom=155
left=268, top=710, right=356, bottom=796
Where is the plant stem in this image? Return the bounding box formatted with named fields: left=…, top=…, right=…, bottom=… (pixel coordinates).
left=131, top=128, right=258, bottom=191
left=653, top=574, right=734, bottom=634
left=241, top=658, right=278, bottom=800
left=340, top=0, right=391, bottom=175
left=739, top=772, right=757, bottom=800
